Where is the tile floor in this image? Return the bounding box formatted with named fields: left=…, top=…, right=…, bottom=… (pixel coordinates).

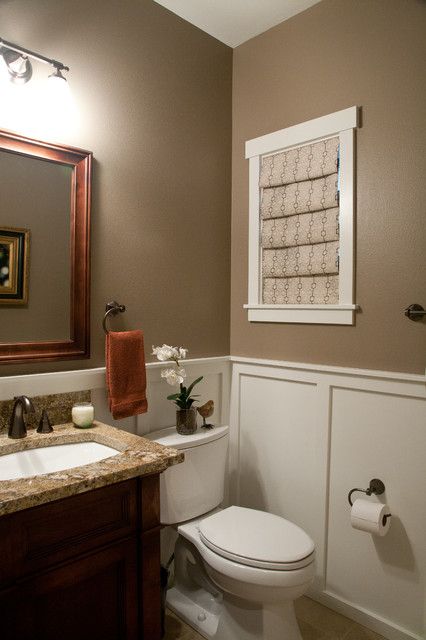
left=164, top=596, right=386, bottom=640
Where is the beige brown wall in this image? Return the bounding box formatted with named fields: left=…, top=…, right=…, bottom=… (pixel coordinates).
left=0, top=0, right=232, bottom=376
left=231, top=0, right=426, bottom=373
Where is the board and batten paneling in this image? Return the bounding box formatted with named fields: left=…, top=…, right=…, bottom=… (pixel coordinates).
left=230, top=357, right=426, bottom=640
left=0, top=357, right=231, bottom=437
left=237, top=374, right=326, bottom=584
left=327, top=388, right=426, bottom=636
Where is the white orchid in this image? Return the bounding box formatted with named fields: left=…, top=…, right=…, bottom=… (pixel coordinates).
left=161, top=367, right=186, bottom=386
left=152, top=344, right=177, bottom=361
left=154, top=343, right=203, bottom=408
left=152, top=344, right=189, bottom=362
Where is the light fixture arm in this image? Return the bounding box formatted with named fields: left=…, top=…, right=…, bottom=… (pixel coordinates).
left=0, top=37, right=69, bottom=72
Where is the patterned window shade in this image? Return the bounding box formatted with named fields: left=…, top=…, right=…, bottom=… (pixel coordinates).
left=259, top=137, right=340, bottom=305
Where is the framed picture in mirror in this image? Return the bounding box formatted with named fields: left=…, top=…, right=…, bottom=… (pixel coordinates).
left=0, top=226, right=30, bottom=305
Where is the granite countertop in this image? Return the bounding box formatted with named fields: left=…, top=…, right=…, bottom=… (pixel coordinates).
left=0, top=421, right=184, bottom=517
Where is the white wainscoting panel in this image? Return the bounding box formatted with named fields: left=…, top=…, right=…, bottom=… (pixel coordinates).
left=327, top=388, right=426, bottom=637
left=136, top=358, right=230, bottom=436
left=230, top=357, right=426, bottom=640
left=238, top=374, right=326, bottom=589
left=0, top=357, right=231, bottom=437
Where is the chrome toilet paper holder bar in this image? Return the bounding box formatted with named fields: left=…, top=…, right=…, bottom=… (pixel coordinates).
left=347, top=478, right=386, bottom=507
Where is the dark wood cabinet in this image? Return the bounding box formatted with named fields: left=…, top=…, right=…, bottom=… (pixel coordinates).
left=0, top=476, right=161, bottom=640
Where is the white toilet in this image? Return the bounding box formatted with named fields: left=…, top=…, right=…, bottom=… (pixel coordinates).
left=147, top=425, right=315, bottom=640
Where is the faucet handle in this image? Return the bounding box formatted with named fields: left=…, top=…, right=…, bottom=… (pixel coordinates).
left=37, top=409, right=53, bottom=434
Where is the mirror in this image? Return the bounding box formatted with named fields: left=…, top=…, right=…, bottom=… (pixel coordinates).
left=0, top=129, right=92, bottom=364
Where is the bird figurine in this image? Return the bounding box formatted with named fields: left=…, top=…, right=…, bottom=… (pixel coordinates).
left=197, top=400, right=214, bottom=429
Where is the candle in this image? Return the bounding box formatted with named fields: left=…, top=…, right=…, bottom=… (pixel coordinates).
left=72, top=402, right=95, bottom=428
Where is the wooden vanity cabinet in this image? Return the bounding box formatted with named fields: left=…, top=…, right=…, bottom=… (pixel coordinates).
left=0, top=475, right=161, bottom=640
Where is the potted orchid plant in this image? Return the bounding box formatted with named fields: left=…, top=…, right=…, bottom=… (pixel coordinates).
left=152, top=344, right=203, bottom=435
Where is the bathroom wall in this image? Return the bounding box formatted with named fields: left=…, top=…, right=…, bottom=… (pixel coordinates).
left=230, top=2, right=426, bottom=638
left=0, top=0, right=232, bottom=375
left=231, top=0, right=426, bottom=374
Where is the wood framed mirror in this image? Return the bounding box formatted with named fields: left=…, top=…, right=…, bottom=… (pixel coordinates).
left=0, top=129, right=92, bottom=364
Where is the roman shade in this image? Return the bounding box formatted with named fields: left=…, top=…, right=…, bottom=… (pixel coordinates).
left=260, top=137, right=340, bottom=305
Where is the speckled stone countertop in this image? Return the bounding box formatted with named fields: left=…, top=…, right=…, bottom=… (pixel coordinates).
left=0, top=422, right=184, bottom=517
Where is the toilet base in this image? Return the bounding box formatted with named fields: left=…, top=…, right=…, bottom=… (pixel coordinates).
left=167, top=585, right=303, bottom=640
left=167, top=586, right=221, bottom=639
left=167, top=525, right=308, bottom=640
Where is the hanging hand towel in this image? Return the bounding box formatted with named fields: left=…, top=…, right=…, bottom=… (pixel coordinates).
left=106, top=330, right=148, bottom=420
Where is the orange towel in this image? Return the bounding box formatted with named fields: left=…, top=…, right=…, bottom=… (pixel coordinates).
left=106, top=330, right=148, bottom=420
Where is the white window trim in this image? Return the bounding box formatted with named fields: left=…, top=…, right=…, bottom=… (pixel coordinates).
left=244, top=106, right=359, bottom=325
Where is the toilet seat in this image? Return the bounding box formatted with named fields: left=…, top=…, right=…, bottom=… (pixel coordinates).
left=198, top=506, right=315, bottom=571
left=179, top=516, right=316, bottom=592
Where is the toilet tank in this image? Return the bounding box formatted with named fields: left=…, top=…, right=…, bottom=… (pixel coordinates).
left=146, top=425, right=229, bottom=525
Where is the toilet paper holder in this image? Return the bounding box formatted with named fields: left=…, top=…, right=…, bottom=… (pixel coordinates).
left=348, top=478, right=386, bottom=507
left=348, top=479, right=392, bottom=527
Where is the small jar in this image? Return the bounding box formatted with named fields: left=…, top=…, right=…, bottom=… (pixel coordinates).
left=72, top=401, right=95, bottom=429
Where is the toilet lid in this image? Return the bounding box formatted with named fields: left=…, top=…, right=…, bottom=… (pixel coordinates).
left=199, top=506, right=315, bottom=571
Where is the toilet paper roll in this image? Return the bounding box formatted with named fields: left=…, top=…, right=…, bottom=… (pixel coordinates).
left=350, top=498, right=391, bottom=536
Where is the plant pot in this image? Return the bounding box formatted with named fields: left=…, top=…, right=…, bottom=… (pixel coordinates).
left=176, top=408, right=197, bottom=435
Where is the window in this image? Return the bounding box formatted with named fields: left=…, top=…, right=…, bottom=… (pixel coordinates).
left=244, top=107, right=358, bottom=324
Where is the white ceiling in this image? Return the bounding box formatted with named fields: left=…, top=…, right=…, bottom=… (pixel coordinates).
left=153, top=0, right=322, bottom=48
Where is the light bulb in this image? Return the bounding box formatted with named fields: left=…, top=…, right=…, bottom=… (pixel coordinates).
left=48, top=66, right=67, bottom=84
left=0, top=54, right=9, bottom=86
left=1, top=49, right=32, bottom=84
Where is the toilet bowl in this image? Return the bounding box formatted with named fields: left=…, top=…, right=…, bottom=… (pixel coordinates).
left=147, top=425, right=315, bottom=640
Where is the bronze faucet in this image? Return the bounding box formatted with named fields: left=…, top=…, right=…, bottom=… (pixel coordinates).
left=8, top=395, right=35, bottom=439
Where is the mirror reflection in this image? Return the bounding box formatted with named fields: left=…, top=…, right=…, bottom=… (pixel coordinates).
left=0, top=150, right=72, bottom=343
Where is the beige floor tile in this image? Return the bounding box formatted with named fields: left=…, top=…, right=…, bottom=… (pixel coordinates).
left=164, top=609, right=204, bottom=640
left=342, top=625, right=386, bottom=640
left=167, top=601, right=386, bottom=640
left=295, top=596, right=355, bottom=638
left=298, top=618, right=335, bottom=639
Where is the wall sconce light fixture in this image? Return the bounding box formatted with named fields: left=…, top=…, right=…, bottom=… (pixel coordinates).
left=0, top=37, right=69, bottom=85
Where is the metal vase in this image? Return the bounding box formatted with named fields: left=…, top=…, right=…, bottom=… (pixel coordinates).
left=176, top=408, right=197, bottom=435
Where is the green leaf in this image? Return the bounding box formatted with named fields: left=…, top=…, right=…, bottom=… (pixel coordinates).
left=167, top=393, right=181, bottom=400
left=186, top=376, right=203, bottom=396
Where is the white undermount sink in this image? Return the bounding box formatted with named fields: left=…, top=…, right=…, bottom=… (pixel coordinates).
left=0, top=441, right=120, bottom=481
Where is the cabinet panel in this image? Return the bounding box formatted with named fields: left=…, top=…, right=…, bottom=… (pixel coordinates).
left=2, top=539, right=138, bottom=640
left=0, top=479, right=137, bottom=586
left=139, top=474, right=160, bottom=532
left=140, top=527, right=161, bottom=639
left=0, top=476, right=162, bottom=639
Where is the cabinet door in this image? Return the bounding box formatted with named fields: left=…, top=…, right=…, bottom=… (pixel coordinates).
left=3, top=539, right=138, bottom=640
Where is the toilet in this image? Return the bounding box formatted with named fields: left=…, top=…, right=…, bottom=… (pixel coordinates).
left=147, top=425, right=315, bottom=640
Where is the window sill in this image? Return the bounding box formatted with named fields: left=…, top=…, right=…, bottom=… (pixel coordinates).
left=243, top=304, right=358, bottom=325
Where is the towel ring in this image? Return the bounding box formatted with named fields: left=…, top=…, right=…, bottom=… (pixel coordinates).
left=103, top=301, right=126, bottom=334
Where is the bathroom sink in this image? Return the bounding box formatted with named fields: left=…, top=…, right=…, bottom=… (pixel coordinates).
left=0, top=441, right=120, bottom=481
